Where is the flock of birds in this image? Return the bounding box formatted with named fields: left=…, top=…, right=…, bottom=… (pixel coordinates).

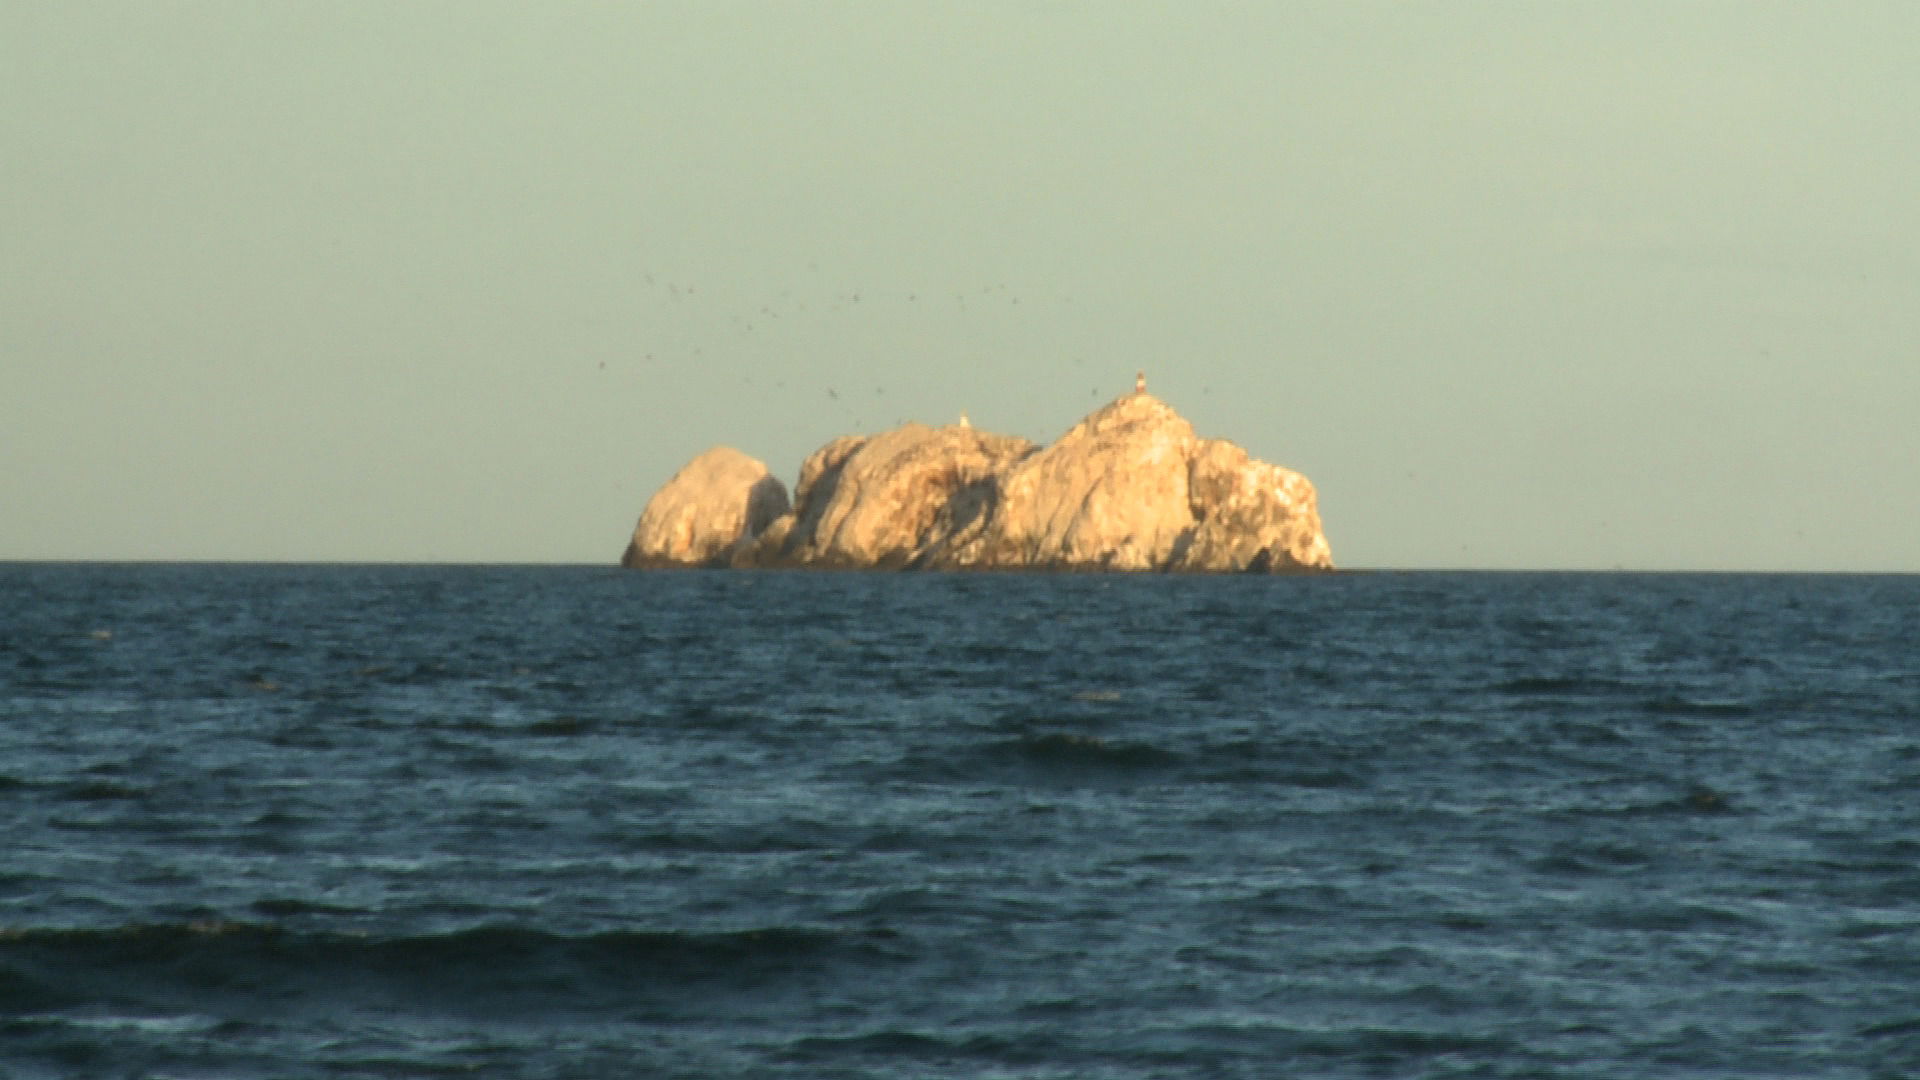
left=598, top=270, right=1147, bottom=422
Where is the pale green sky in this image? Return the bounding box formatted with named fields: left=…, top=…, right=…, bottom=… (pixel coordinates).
left=4, top=2, right=1915, bottom=569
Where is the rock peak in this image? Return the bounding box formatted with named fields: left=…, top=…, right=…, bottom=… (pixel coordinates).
left=1069, top=390, right=1186, bottom=435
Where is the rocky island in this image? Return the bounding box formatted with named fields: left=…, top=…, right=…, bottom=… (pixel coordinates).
left=621, top=386, right=1333, bottom=573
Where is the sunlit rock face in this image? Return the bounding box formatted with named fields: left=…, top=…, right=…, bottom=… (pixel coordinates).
left=619, top=446, right=790, bottom=568
left=1173, top=437, right=1333, bottom=573
left=625, top=393, right=1334, bottom=573
left=935, top=393, right=1199, bottom=571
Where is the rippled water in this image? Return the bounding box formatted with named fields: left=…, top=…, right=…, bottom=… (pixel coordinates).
left=3, top=563, right=1918, bottom=1077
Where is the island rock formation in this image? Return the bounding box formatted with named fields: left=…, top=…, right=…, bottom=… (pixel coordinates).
left=622, top=391, right=1333, bottom=573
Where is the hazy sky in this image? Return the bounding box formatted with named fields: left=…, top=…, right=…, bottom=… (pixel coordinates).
left=5, top=3, right=1915, bottom=569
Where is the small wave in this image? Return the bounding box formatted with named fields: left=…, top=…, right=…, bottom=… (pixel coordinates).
left=0, top=922, right=910, bottom=1016
left=1553, top=720, right=1631, bottom=746
left=779, top=1026, right=1071, bottom=1067
left=1293, top=1025, right=1511, bottom=1057
left=1559, top=783, right=1738, bottom=817
left=13, top=1011, right=222, bottom=1036
left=1670, top=784, right=1736, bottom=813
left=1529, top=841, right=1654, bottom=875
left=247, top=897, right=362, bottom=919
left=629, top=827, right=843, bottom=855
left=57, top=780, right=150, bottom=803
left=263, top=724, right=339, bottom=750
left=1204, top=764, right=1369, bottom=788
left=521, top=715, right=593, bottom=736
left=875, top=731, right=1187, bottom=785
left=1644, top=696, right=1756, bottom=719
left=1494, top=675, right=1630, bottom=697
left=782, top=1028, right=961, bottom=1059
left=1108, top=1021, right=1513, bottom=1066
left=990, top=732, right=1184, bottom=771
left=1835, top=919, right=1920, bottom=941
left=1859, top=1015, right=1920, bottom=1039
left=1870, top=875, right=1920, bottom=903
left=1582, top=901, right=1763, bottom=933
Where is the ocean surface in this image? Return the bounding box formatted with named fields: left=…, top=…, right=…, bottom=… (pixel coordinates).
left=3, top=563, right=1918, bottom=1079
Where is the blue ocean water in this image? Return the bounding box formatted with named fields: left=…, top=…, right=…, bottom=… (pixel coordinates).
left=2, top=563, right=1918, bottom=1078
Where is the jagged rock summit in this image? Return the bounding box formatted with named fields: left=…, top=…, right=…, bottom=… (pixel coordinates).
left=622, top=389, right=1333, bottom=572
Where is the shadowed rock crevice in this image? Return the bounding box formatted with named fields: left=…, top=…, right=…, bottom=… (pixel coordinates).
left=621, top=392, right=1333, bottom=572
